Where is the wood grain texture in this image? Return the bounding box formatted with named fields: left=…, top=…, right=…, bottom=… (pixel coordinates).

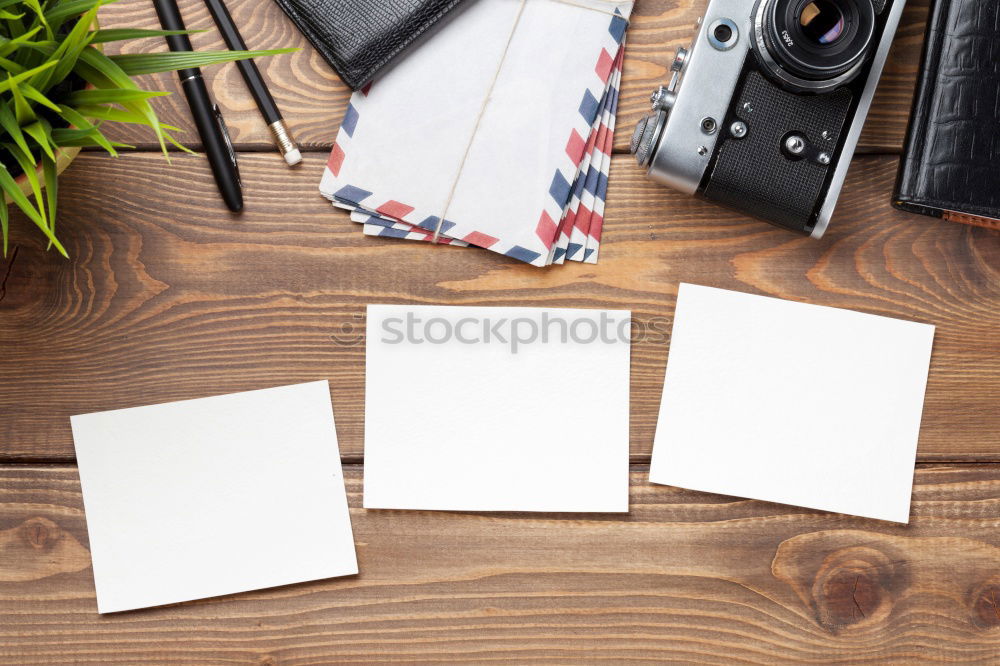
left=1, top=153, right=997, bottom=462
left=94, top=0, right=930, bottom=154
left=1, top=464, right=999, bottom=664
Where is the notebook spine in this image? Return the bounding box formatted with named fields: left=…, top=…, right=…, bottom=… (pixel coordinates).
left=893, top=0, right=951, bottom=211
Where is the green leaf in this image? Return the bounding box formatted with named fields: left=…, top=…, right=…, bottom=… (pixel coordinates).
left=38, top=2, right=100, bottom=89
left=42, top=151, right=56, bottom=248
left=3, top=10, right=26, bottom=39
left=44, top=0, right=112, bottom=31
left=54, top=104, right=119, bottom=155
left=50, top=126, right=99, bottom=141
left=22, top=119, right=55, bottom=160
left=0, top=187, right=8, bottom=257
left=0, top=101, right=31, bottom=157
left=9, top=72, right=35, bottom=124
left=0, top=57, right=54, bottom=92
left=19, top=81, right=60, bottom=112
left=162, top=130, right=193, bottom=154
left=64, top=87, right=169, bottom=105
left=0, top=162, right=66, bottom=256
left=76, top=47, right=168, bottom=155
left=0, top=162, right=41, bottom=225
left=0, top=25, right=42, bottom=59
left=108, top=48, right=296, bottom=75
left=54, top=102, right=95, bottom=129
left=67, top=107, right=181, bottom=136
left=20, top=0, right=50, bottom=40
left=90, top=28, right=202, bottom=44
left=3, top=139, right=45, bottom=224
left=72, top=104, right=179, bottom=127
left=49, top=131, right=129, bottom=151
left=0, top=54, right=25, bottom=73
left=74, top=42, right=137, bottom=89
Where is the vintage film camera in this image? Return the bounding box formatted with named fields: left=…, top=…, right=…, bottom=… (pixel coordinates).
left=630, top=0, right=905, bottom=237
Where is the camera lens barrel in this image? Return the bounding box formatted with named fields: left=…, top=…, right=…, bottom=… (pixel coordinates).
left=753, top=0, right=875, bottom=92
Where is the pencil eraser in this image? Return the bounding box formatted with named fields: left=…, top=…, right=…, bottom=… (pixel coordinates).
left=284, top=148, right=302, bottom=166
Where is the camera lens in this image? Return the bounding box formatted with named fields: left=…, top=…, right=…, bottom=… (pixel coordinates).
left=753, top=0, right=875, bottom=92
left=800, top=1, right=845, bottom=44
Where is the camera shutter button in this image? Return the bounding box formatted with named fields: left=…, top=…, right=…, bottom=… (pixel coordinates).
left=671, top=47, right=688, bottom=72
left=650, top=85, right=676, bottom=111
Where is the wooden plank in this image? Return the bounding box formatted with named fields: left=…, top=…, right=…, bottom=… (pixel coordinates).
left=96, top=0, right=930, bottom=154
left=1, top=153, right=997, bottom=462
left=1, top=463, right=999, bottom=664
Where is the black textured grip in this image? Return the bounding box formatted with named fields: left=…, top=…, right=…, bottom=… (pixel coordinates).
left=893, top=0, right=1000, bottom=224
left=703, top=71, right=851, bottom=232
left=272, top=0, right=468, bottom=90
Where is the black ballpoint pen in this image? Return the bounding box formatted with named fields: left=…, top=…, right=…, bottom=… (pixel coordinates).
left=152, top=0, right=243, bottom=212
left=203, top=0, right=301, bottom=166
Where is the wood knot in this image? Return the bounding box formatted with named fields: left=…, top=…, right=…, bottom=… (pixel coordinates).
left=970, top=581, right=1000, bottom=629
left=256, top=657, right=277, bottom=666
left=0, top=516, right=91, bottom=583
left=810, top=547, right=901, bottom=632
left=20, top=516, right=59, bottom=550
left=773, top=535, right=908, bottom=635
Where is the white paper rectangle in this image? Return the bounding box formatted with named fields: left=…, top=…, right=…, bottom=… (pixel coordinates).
left=71, top=380, right=358, bottom=613
left=649, top=284, right=935, bottom=523
left=364, top=304, right=631, bottom=512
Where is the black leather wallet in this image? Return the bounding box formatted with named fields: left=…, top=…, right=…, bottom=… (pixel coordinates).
left=273, top=0, right=467, bottom=90
left=893, top=0, right=1000, bottom=230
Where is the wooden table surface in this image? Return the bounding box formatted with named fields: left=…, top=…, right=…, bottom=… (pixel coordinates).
left=1, top=0, right=998, bottom=663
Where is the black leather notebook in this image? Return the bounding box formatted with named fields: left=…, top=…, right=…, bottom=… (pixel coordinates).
left=273, top=0, right=468, bottom=90
left=893, top=0, right=1000, bottom=230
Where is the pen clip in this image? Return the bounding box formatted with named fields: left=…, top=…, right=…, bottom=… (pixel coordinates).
left=213, top=104, right=241, bottom=187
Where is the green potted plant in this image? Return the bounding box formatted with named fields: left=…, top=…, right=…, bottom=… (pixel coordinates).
left=0, top=0, right=292, bottom=257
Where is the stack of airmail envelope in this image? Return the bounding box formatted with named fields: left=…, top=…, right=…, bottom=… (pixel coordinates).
left=320, top=0, right=633, bottom=267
